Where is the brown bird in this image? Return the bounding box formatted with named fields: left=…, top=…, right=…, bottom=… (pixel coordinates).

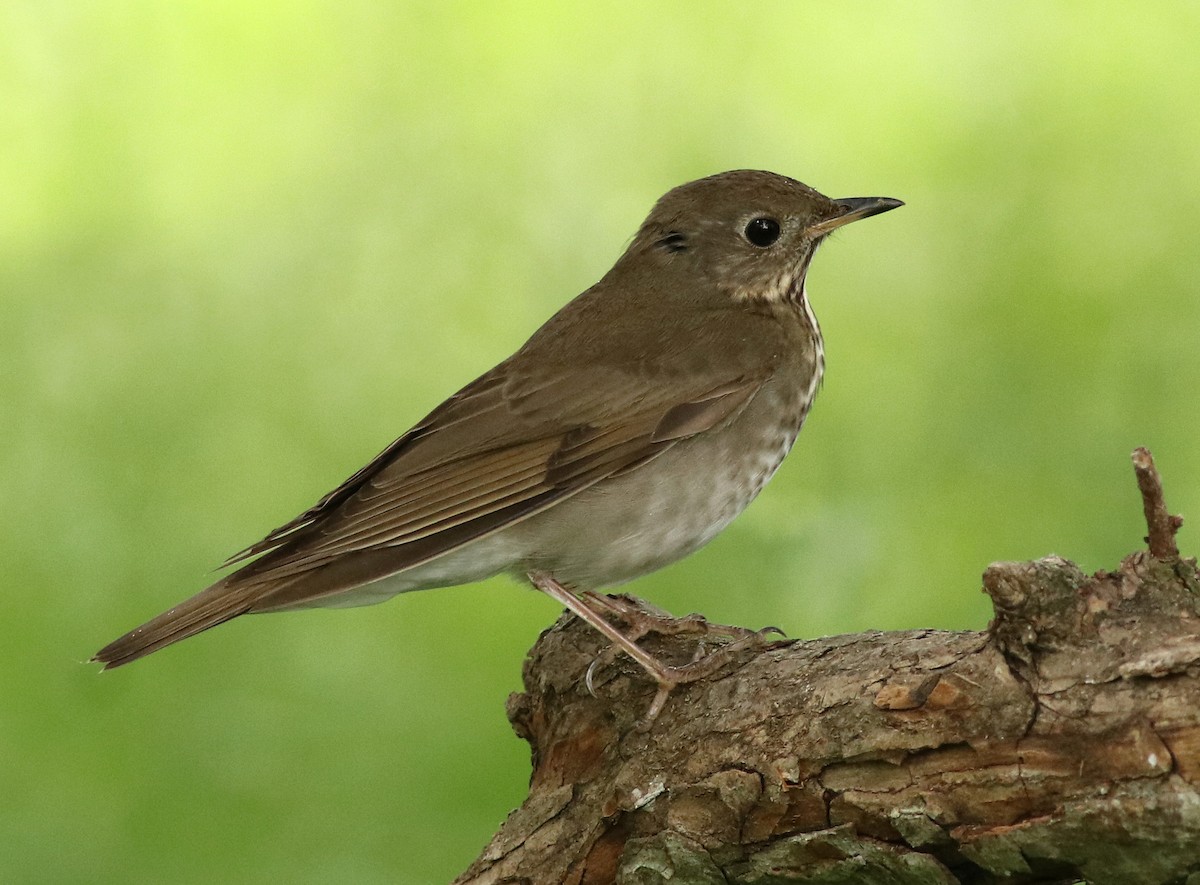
left=94, top=170, right=901, bottom=711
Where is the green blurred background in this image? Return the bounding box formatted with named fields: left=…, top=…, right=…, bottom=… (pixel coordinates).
left=5, top=2, right=1199, bottom=881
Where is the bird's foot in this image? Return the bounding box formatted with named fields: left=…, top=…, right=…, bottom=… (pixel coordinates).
left=629, top=625, right=786, bottom=725
left=527, top=572, right=783, bottom=726
left=578, top=591, right=785, bottom=726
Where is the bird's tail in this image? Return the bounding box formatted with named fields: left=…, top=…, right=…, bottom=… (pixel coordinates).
left=91, top=577, right=255, bottom=670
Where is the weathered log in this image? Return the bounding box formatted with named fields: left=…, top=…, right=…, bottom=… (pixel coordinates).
left=458, top=450, right=1200, bottom=885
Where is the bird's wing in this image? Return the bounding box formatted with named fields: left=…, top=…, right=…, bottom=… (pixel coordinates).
left=230, top=363, right=766, bottom=594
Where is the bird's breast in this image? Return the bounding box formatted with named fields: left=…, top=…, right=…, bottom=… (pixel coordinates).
left=509, top=364, right=820, bottom=590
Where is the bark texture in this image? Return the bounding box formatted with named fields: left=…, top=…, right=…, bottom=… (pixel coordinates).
left=457, top=452, right=1200, bottom=885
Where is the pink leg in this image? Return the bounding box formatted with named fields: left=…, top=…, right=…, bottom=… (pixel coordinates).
left=529, top=572, right=679, bottom=686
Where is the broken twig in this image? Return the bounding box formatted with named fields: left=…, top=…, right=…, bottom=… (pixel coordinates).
left=1132, top=446, right=1182, bottom=560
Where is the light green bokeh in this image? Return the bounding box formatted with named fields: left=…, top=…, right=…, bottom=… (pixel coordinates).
left=4, top=3, right=1199, bottom=881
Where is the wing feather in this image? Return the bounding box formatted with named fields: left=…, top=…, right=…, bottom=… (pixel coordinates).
left=323, top=438, right=562, bottom=535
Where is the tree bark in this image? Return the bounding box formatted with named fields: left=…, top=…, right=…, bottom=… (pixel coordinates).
left=457, top=451, right=1200, bottom=885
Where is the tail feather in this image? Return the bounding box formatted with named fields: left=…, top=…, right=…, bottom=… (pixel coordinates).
left=92, top=545, right=400, bottom=669
left=91, top=578, right=255, bottom=670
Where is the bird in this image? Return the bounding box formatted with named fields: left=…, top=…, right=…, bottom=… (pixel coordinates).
left=94, top=170, right=901, bottom=712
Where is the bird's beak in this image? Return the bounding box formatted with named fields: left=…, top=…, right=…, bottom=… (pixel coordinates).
left=807, top=196, right=904, bottom=236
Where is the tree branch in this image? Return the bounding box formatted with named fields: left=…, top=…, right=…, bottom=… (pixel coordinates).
left=458, top=450, right=1200, bottom=885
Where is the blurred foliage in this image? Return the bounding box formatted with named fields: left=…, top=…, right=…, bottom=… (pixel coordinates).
left=4, top=2, right=1200, bottom=881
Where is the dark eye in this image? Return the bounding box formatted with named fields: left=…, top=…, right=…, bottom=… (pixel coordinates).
left=744, top=217, right=781, bottom=247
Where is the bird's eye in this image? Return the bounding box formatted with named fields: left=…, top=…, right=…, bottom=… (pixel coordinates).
left=744, top=217, right=781, bottom=247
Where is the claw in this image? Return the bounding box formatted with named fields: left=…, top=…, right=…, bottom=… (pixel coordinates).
left=583, top=657, right=597, bottom=695
left=637, top=685, right=674, bottom=730
left=585, top=654, right=604, bottom=697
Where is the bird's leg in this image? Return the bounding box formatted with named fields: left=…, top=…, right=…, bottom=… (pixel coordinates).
left=581, top=591, right=785, bottom=704
left=529, top=572, right=783, bottom=723
left=573, top=593, right=691, bottom=698
left=529, top=572, right=679, bottom=689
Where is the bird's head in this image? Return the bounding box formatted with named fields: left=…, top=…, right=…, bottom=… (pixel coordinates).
left=632, top=169, right=902, bottom=303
